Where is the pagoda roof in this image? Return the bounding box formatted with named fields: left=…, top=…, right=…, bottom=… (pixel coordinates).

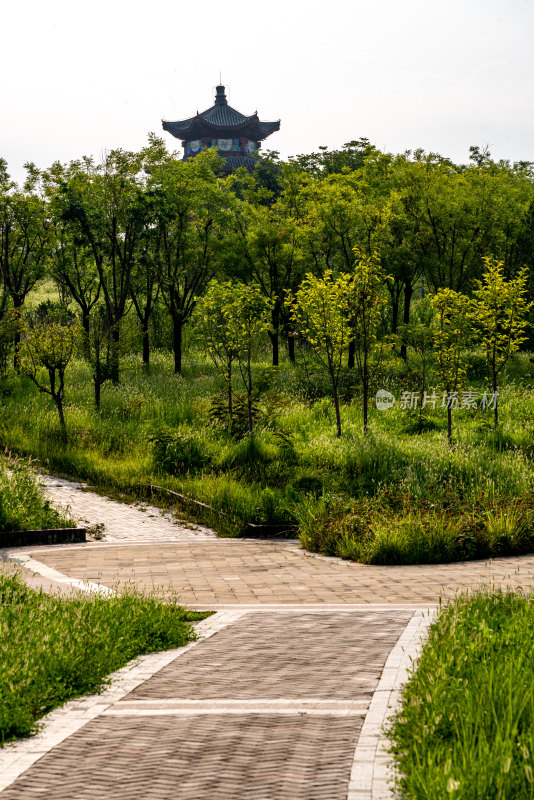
left=162, top=85, right=280, bottom=142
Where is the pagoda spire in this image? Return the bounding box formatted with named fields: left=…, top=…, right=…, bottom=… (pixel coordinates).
left=214, top=85, right=227, bottom=106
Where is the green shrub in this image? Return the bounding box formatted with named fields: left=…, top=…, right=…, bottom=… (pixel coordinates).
left=150, top=430, right=208, bottom=476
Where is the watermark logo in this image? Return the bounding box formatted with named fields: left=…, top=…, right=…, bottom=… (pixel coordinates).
left=375, top=389, right=396, bottom=411
left=375, top=389, right=498, bottom=411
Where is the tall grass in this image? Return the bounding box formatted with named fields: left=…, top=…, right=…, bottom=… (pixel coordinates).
left=389, top=590, right=534, bottom=799
left=0, top=453, right=73, bottom=532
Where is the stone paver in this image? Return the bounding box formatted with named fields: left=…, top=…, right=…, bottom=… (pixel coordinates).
left=4, top=475, right=532, bottom=799
left=0, top=714, right=360, bottom=800
left=20, top=538, right=534, bottom=607
left=125, top=611, right=412, bottom=701
left=40, top=475, right=216, bottom=542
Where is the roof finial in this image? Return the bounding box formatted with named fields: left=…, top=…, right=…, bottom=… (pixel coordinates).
left=214, top=84, right=227, bottom=106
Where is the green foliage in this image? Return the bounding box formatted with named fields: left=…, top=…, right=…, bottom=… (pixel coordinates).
left=150, top=430, right=208, bottom=476
left=0, top=571, right=209, bottom=743
left=18, top=314, right=81, bottom=441
left=349, top=249, right=389, bottom=431
left=389, top=591, right=534, bottom=798
left=472, top=256, right=533, bottom=425
left=289, top=270, right=352, bottom=436
left=196, top=281, right=273, bottom=434
left=431, top=288, right=473, bottom=441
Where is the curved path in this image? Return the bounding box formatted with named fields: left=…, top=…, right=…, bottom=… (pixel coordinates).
left=2, top=477, right=534, bottom=799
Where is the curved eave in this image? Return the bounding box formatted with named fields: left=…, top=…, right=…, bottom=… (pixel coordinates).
left=162, top=116, right=281, bottom=142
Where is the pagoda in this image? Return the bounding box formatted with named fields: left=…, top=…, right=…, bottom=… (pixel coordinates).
left=162, top=85, right=280, bottom=172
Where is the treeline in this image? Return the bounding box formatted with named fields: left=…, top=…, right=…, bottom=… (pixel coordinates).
left=1, top=136, right=534, bottom=383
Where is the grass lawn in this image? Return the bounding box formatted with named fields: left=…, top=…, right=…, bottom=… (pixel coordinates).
left=0, top=570, right=210, bottom=744
left=389, top=590, right=534, bottom=799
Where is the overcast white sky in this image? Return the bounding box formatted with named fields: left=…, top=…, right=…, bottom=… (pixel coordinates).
left=2, top=0, right=533, bottom=185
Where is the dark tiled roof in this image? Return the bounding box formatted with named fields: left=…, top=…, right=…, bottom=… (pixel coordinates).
left=259, top=121, right=281, bottom=137
left=219, top=153, right=259, bottom=170
left=162, top=85, right=280, bottom=142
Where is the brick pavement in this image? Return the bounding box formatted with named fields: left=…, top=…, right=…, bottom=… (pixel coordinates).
left=40, top=475, right=216, bottom=542
left=19, top=538, right=534, bottom=607
left=0, top=609, right=410, bottom=800
left=0, top=714, right=360, bottom=800
left=3, top=477, right=534, bottom=798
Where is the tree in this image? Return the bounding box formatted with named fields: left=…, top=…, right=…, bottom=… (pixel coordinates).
left=193, top=280, right=238, bottom=425
left=221, top=182, right=303, bottom=366
left=18, top=314, right=81, bottom=442
left=295, top=166, right=393, bottom=366
left=129, top=242, right=159, bottom=369
left=218, top=284, right=273, bottom=435
left=349, top=250, right=389, bottom=433
left=289, top=270, right=352, bottom=437
left=0, top=184, right=50, bottom=368
left=471, top=257, right=532, bottom=427
left=49, top=150, right=149, bottom=383
left=47, top=221, right=101, bottom=359
left=289, top=139, right=377, bottom=177
left=396, top=298, right=435, bottom=419
left=86, top=304, right=115, bottom=409
left=147, top=148, right=228, bottom=374
left=431, top=289, right=473, bottom=443
left=395, top=152, right=533, bottom=293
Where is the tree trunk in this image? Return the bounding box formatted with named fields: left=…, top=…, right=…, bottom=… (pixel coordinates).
left=247, top=352, right=253, bottom=435
left=110, top=323, right=120, bottom=384
left=391, top=296, right=399, bottom=335
left=332, top=382, right=342, bottom=437
left=81, top=311, right=91, bottom=360
left=287, top=334, right=295, bottom=363
left=57, top=399, right=67, bottom=444
left=226, top=359, right=233, bottom=421
left=94, top=377, right=101, bottom=410
left=142, top=322, right=150, bottom=368
left=363, top=352, right=369, bottom=434
left=270, top=304, right=280, bottom=367
left=493, top=373, right=498, bottom=428
left=348, top=340, right=355, bottom=369
left=172, top=312, right=183, bottom=374
left=269, top=330, right=279, bottom=367
left=400, top=283, right=413, bottom=361
left=13, top=297, right=22, bottom=371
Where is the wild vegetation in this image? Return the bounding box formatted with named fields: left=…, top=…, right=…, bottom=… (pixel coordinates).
left=1, top=140, right=534, bottom=563
left=389, top=590, right=534, bottom=799
left=0, top=452, right=73, bottom=532
left=0, top=570, right=209, bottom=743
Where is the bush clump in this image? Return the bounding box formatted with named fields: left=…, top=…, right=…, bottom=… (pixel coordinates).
left=296, top=489, right=534, bottom=565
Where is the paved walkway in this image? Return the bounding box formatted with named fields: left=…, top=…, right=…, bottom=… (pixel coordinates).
left=2, top=476, right=533, bottom=798
left=40, top=475, right=216, bottom=542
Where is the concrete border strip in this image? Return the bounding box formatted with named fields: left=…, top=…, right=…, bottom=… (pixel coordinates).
left=11, top=552, right=115, bottom=596
left=347, top=608, right=436, bottom=800
left=0, top=610, right=246, bottom=792
left=104, top=699, right=368, bottom=716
